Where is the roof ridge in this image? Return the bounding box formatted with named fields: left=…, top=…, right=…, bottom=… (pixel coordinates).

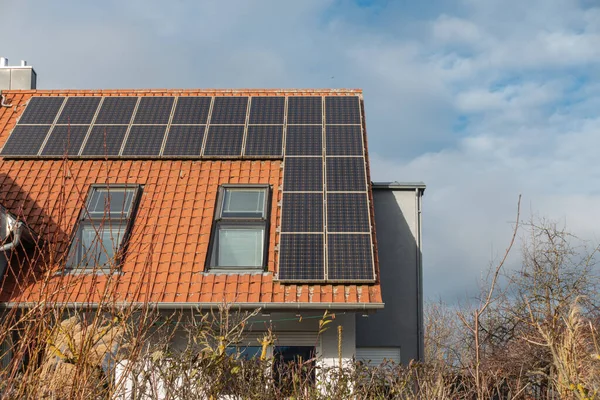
left=1, top=88, right=364, bottom=95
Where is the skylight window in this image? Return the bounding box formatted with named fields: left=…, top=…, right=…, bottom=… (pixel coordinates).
left=67, top=185, right=141, bottom=270
left=208, top=185, right=270, bottom=270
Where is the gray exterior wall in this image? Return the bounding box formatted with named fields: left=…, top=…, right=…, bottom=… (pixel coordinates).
left=356, top=182, right=424, bottom=364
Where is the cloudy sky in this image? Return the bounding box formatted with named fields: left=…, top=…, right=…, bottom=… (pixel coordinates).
left=2, top=0, right=600, bottom=301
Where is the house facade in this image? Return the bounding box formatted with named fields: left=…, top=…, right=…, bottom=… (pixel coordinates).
left=0, top=60, right=423, bottom=377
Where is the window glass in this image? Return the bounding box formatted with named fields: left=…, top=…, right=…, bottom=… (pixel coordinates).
left=225, top=346, right=262, bottom=360
left=87, top=188, right=135, bottom=218
left=222, top=189, right=265, bottom=218
left=217, top=226, right=264, bottom=267
left=80, top=225, right=125, bottom=267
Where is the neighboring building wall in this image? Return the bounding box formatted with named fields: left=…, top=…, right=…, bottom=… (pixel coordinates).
left=0, top=58, right=37, bottom=90
left=356, top=183, right=424, bottom=364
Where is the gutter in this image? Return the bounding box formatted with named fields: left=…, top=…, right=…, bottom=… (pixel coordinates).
left=0, top=301, right=385, bottom=311
left=372, top=182, right=426, bottom=191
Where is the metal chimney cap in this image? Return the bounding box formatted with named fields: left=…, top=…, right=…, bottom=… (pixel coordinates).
left=0, top=57, right=7, bottom=67
left=20, top=60, right=27, bottom=67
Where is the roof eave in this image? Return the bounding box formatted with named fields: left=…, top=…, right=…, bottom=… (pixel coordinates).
left=0, top=301, right=385, bottom=311
left=372, top=181, right=426, bottom=191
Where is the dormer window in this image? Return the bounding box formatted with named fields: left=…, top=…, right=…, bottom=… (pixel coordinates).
left=208, top=185, right=270, bottom=270
left=67, top=185, right=142, bottom=270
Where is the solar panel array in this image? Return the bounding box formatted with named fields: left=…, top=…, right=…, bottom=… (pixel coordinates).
left=1, top=96, right=282, bottom=158
left=279, top=96, right=375, bottom=283
left=1, top=94, right=375, bottom=282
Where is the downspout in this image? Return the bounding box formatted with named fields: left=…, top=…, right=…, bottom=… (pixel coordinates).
left=0, top=222, right=24, bottom=252
left=415, top=188, right=424, bottom=361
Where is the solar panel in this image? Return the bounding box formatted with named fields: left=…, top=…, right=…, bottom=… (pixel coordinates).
left=81, top=125, right=128, bottom=156
left=285, top=125, right=322, bottom=156
left=283, top=157, right=323, bottom=191
left=40, top=125, right=89, bottom=156
left=171, top=97, right=211, bottom=124
left=18, top=97, right=64, bottom=124
left=249, top=97, right=285, bottom=124
left=325, top=125, right=363, bottom=156
left=326, top=193, right=370, bottom=232
left=281, top=193, right=323, bottom=232
left=133, top=97, right=174, bottom=125
left=203, top=125, right=244, bottom=156
left=95, top=97, right=138, bottom=124
left=122, top=125, right=167, bottom=156
left=326, top=157, right=366, bottom=191
left=278, top=234, right=324, bottom=280
left=244, top=125, right=283, bottom=157
left=325, top=96, right=361, bottom=124
left=327, top=234, right=374, bottom=280
left=287, top=96, right=322, bottom=124
left=1, top=126, right=51, bottom=155
left=56, top=97, right=101, bottom=124
left=163, top=125, right=205, bottom=156
left=210, top=97, right=248, bottom=125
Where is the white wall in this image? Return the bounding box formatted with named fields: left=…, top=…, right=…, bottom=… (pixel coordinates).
left=114, top=310, right=358, bottom=399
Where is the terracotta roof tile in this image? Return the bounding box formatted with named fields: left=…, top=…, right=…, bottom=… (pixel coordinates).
left=0, top=89, right=382, bottom=309
left=247, top=275, right=262, bottom=303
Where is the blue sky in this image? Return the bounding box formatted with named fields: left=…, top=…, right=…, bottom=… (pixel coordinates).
left=2, top=0, right=600, bottom=301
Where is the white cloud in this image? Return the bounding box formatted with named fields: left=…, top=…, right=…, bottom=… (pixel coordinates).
left=2, top=0, right=600, bottom=302
left=431, top=15, right=490, bottom=48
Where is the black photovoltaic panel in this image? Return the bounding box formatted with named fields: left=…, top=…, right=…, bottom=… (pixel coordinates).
left=133, top=97, right=174, bottom=125
left=281, top=193, right=323, bottom=232
left=285, top=125, right=322, bottom=156
left=41, top=125, right=89, bottom=156
left=171, top=97, right=211, bottom=124
left=56, top=97, right=101, bottom=124
left=18, top=97, right=64, bottom=124
left=244, top=125, right=283, bottom=156
left=203, top=125, right=244, bottom=156
left=325, top=125, right=363, bottom=156
left=326, top=157, right=366, bottom=191
left=1, top=126, right=51, bottom=155
left=283, top=157, right=323, bottom=191
left=278, top=234, right=324, bottom=280
left=210, top=97, right=248, bottom=125
left=81, top=126, right=128, bottom=156
left=326, top=193, right=370, bottom=232
left=325, top=96, right=361, bottom=124
left=95, top=97, right=138, bottom=124
left=122, top=125, right=167, bottom=156
left=327, top=234, right=374, bottom=280
left=163, top=125, right=205, bottom=156
left=287, top=96, right=322, bottom=124
left=249, top=97, right=285, bottom=124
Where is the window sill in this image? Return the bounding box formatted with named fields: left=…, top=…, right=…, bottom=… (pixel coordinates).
left=203, top=269, right=272, bottom=276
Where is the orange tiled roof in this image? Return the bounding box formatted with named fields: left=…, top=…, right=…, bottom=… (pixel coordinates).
left=0, top=89, right=382, bottom=308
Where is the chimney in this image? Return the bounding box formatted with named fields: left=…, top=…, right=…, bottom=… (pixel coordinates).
left=0, top=57, right=37, bottom=90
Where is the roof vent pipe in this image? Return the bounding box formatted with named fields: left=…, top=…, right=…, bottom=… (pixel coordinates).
left=0, top=222, right=24, bottom=252
left=20, top=60, right=27, bottom=67
left=0, top=91, right=12, bottom=107
left=0, top=57, right=7, bottom=67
